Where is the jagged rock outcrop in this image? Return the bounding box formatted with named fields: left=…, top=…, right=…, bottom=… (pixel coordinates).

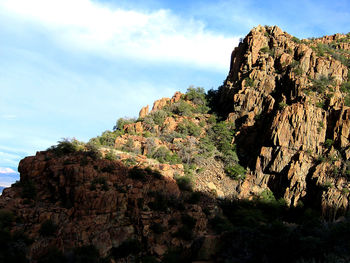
left=220, top=25, right=350, bottom=212
left=139, top=105, right=149, bottom=118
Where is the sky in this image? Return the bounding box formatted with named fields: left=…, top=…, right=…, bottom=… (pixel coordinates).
left=0, top=0, right=349, bottom=184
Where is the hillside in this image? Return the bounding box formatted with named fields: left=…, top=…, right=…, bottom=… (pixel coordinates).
left=1, top=25, right=350, bottom=263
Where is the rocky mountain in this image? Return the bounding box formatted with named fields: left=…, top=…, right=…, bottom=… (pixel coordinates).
left=1, top=25, right=350, bottom=263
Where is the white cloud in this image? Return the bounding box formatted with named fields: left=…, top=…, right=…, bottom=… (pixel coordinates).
left=0, top=151, right=24, bottom=168
left=0, top=0, right=239, bottom=71
left=0, top=167, right=17, bottom=174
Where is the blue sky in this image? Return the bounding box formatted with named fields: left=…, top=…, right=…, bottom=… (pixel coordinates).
left=0, top=0, right=349, bottom=183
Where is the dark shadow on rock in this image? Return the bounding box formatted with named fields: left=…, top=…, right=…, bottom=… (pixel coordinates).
left=1, top=151, right=350, bottom=263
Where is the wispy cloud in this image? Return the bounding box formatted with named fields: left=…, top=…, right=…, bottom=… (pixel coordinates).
left=192, top=0, right=350, bottom=38
left=0, top=0, right=239, bottom=71
left=1, top=114, right=17, bottom=121
left=0, top=151, right=24, bottom=168
left=0, top=167, right=17, bottom=174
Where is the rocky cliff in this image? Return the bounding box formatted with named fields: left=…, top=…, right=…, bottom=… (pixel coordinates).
left=219, top=25, right=350, bottom=218
left=1, top=25, right=350, bottom=263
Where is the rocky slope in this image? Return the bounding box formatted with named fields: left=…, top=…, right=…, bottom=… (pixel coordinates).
left=1, top=25, right=350, bottom=262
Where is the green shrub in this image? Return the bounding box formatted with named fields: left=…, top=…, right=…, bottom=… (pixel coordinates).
left=47, top=138, right=85, bottom=156
left=341, top=81, right=350, bottom=93
left=345, top=94, right=350, bottom=106
left=292, top=36, right=302, bottom=44
left=144, top=110, right=168, bottom=127
left=185, top=86, right=209, bottom=113
left=322, top=181, right=333, bottom=190
left=316, top=100, right=326, bottom=109
left=39, top=219, right=57, bottom=237
left=225, top=164, right=246, bottom=180
left=260, top=46, right=275, bottom=56
left=85, top=143, right=103, bottom=160
left=160, top=131, right=186, bottom=143
left=153, top=110, right=168, bottom=125
left=279, top=101, right=288, bottom=110
left=293, top=67, right=303, bottom=76
left=185, top=86, right=207, bottom=105
left=142, top=115, right=156, bottom=131
left=168, top=100, right=195, bottom=116
left=104, top=151, right=116, bottom=161
left=311, top=43, right=350, bottom=66
left=175, top=175, right=193, bottom=191
left=260, top=46, right=270, bottom=53
left=259, top=189, right=276, bottom=203
left=177, top=119, right=201, bottom=137
left=312, top=75, right=334, bottom=93
left=317, top=155, right=327, bottom=163
left=198, top=136, right=216, bottom=157
left=324, top=139, right=334, bottom=148
left=151, top=146, right=181, bottom=164
left=209, top=121, right=235, bottom=154
left=342, top=188, right=350, bottom=195
left=122, top=158, right=137, bottom=166
left=291, top=59, right=300, bottom=68
left=244, top=77, right=255, bottom=87
left=89, top=130, right=118, bottom=147
left=183, top=164, right=196, bottom=177
left=113, top=117, right=136, bottom=132
left=121, top=138, right=140, bottom=154
left=207, top=114, right=217, bottom=124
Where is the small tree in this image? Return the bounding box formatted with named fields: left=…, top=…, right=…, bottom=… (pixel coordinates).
left=113, top=117, right=136, bottom=131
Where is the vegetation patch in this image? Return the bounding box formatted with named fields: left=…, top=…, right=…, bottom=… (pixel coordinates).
left=177, top=119, right=201, bottom=137
left=175, top=174, right=193, bottom=192
left=311, top=75, right=335, bottom=93
left=244, top=77, right=255, bottom=87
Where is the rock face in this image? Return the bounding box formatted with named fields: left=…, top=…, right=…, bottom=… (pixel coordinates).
left=219, top=25, right=350, bottom=214
left=139, top=105, right=149, bottom=118
left=0, top=151, right=213, bottom=261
